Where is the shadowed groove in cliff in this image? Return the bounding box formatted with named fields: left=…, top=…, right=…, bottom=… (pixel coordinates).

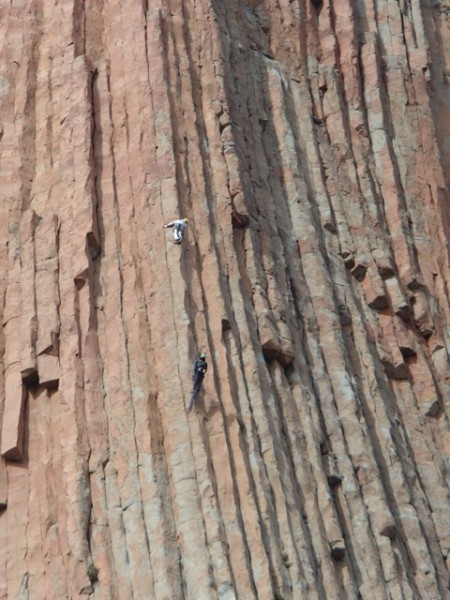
left=87, top=57, right=121, bottom=590
left=310, top=3, right=450, bottom=592
left=319, top=2, right=393, bottom=243
left=162, top=2, right=302, bottom=596
left=207, top=1, right=339, bottom=596
left=279, top=65, right=435, bottom=594
left=267, top=361, right=331, bottom=594
left=173, top=19, right=251, bottom=593
left=333, top=288, right=427, bottom=596
left=165, top=3, right=271, bottom=596
left=252, top=45, right=354, bottom=600
left=207, top=1, right=450, bottom=596
left=312, top=4, right=443, bottom=389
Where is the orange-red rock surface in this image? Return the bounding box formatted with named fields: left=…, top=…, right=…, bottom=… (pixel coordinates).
left=1, top=0, right=450, bottom=598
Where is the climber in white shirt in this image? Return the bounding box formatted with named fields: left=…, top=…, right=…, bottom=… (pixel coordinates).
left=163, top=218, right=188, bottom=244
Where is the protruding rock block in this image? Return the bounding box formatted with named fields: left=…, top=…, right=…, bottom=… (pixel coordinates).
left=74, top=267, right=89, bottom=290
left=382, top=358, right=409, bottom=380
left=408, top=283, right=435, bottom=338
left=260, top=326, right=294, bottom=366
left=408, top=358, right=442, bottom=417
left=385, top=277, right=411, bottom=321
left=259, top=315, right=282, bottom=361
left=1, top=371, right=27, bottom=461
left=374, top=254, right=395, bottom=280
left=377, top=334, right=410, bottom=380
left=330, top=539, right=346, bottom=560
left=380, top=524, right=397, bottom=539
left=365, top=284, right=389, bottom=311
left=423, top=398, right=442, bottom=418
left=395, top=302, right=412, bottom=323
left=337, top=304, right=352, bottom=326
left=231, top=211, right=250, bottom=228
left=367, top=293, right=389, bottom=310
left=278, top=346, right=294, bottom=367
left=362, top=267, right=389, bottom=310
left=261, top=336, right=281, bottom=361
left=323, top=453, right=343, bottom=487
left=413, top=312, right=435, bottom=339
left=341, top=250, right=355, bottom=269
left=221, top=318, right=231, bottom=332
left=431, top=344, right=449, bottom=379
left=321, top=208, right=337, bottom=233
left=399, top=344, right=416, bottom=359
left=327, top=474, right=343, bottom=487
left=231, top=192, right=250, bottom=228
left=350, top=261, right=368, bottom=282
left=21, top=365, right=39, bottom=386
left=37, top=353, right=60, bottom=390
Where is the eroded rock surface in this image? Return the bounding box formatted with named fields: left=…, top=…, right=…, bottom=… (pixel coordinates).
left=0, top=1, right=449, bottom=598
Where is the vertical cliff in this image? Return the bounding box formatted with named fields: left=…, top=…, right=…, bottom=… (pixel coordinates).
left=0, top=0, right=449, bottom=598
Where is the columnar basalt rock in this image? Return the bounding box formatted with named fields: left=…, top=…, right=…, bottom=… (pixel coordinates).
left=0, top=1, right=449, bottom=599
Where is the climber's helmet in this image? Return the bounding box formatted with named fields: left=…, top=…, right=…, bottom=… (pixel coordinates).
left=200, top=353, right=206, bottom=359
left=183, top=218, right=188, bottom=223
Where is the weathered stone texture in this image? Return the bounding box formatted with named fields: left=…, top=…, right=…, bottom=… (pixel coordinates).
left=0, top=0, right=449, bottom=598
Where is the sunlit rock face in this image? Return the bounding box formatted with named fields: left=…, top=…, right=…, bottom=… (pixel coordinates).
left=0, top=1, right=449, bottom=598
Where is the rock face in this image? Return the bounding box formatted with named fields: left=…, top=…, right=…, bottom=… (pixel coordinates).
left=0, top=0, right=450, bottom=598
